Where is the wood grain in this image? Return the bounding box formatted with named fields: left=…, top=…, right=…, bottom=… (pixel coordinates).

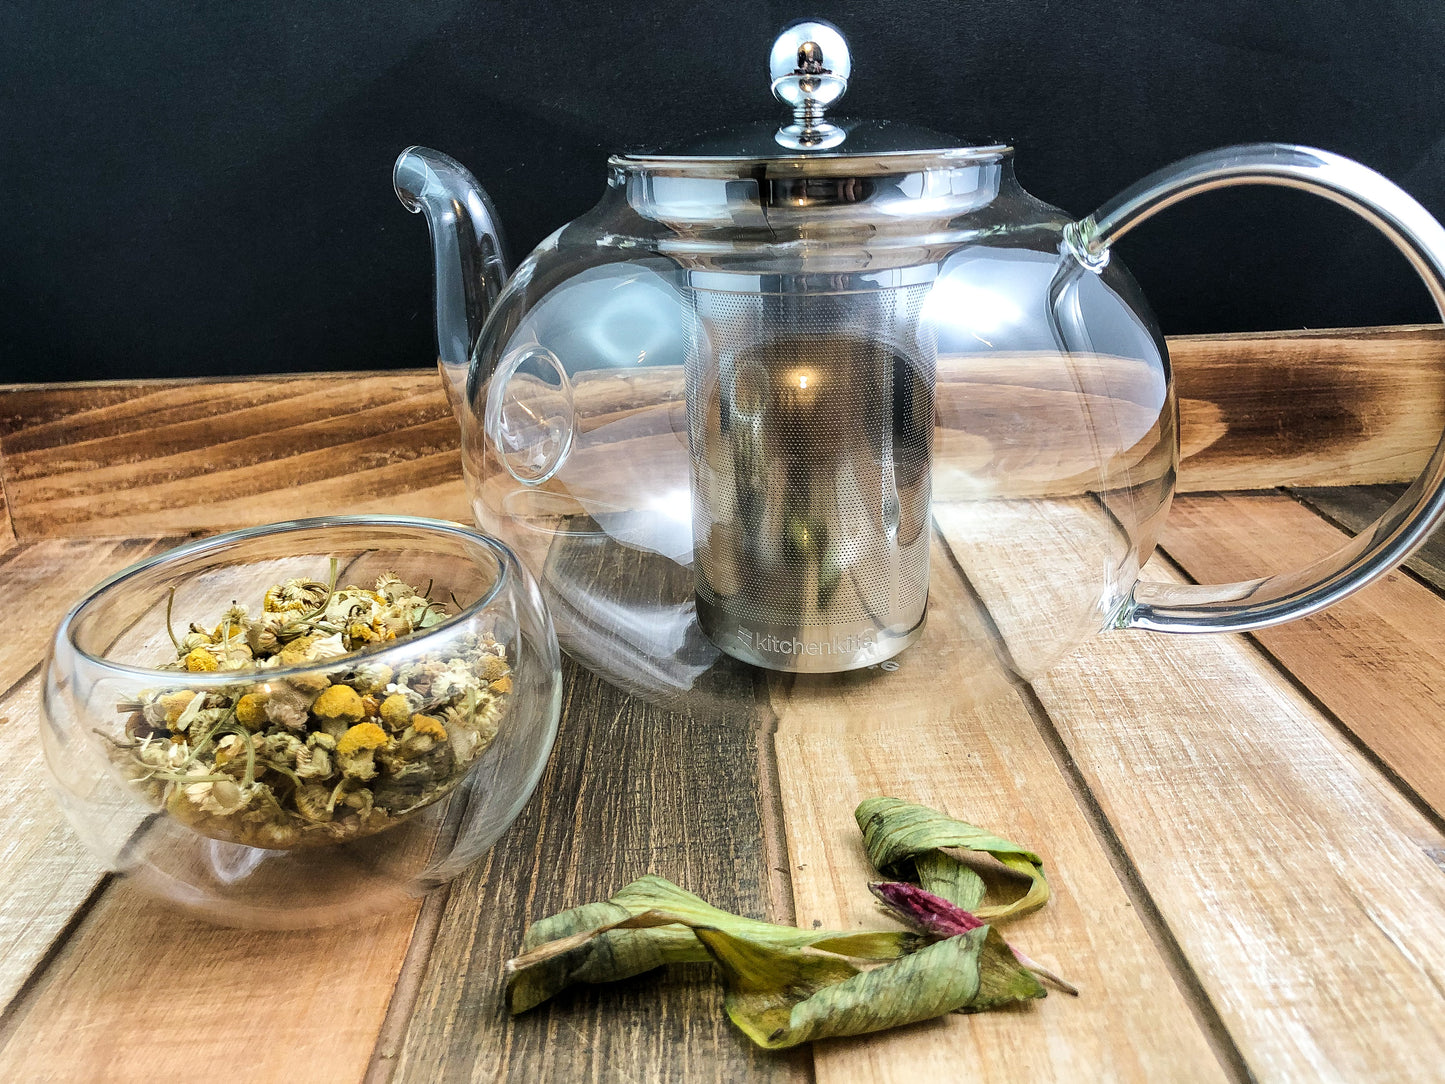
left=0, top=881, right=421, bottom=1083
left=0, top=535, right=178, bottom=694
left=0, top=533, right=429, bottom=1082
left=0, top=537, right=183, bottom=1011
left=1158, top=492, right=1445, bottom=816
left=1291, top=483, right=1445, bottom=592
left=0, top=470, right=13, bottom=551
left=767, top=538, right=1231, bottom=1083
left=3, top=324, right=1443, bottom=539
left=0, top=674, right=108, bottom=1013
left=1171, top=324, right=1445, bottom=490
left=936, top=496, right=1445, bottom=1080
left=0, top=373, right=469, bottom=540
left=384, top=544, right=805, bottom=1084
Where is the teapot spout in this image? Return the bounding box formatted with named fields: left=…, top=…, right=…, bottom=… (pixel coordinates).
left=393, top=146, right=509, bottom=410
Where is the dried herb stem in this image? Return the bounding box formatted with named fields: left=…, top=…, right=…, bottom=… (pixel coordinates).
left=296, top=558, right=341, bottom=622
left=165, top=587, right=182, bottom=653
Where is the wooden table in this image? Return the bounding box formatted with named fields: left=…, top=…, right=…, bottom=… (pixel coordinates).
left=1, top=325, right=1444, bottom=1082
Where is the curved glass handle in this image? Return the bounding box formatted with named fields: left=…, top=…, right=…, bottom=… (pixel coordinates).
left=1063, top=143, right=1445, bottom=633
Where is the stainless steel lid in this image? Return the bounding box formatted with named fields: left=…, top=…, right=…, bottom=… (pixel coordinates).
left=614, top=22, right=1007, bottom=169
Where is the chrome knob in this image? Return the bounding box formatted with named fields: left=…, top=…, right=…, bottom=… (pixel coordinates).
left=769, top=21, right=850, bottom=150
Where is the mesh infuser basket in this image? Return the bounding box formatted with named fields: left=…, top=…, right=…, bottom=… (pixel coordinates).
left=684, top=269, right=936, bottom=671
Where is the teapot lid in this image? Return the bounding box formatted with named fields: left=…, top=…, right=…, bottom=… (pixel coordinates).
left=614, top=21, right=1009, bottom=169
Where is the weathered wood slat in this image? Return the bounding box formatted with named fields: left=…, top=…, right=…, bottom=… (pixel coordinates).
left=0, top=374, right=470, bottom=539
left=1158, top=492, right=1445, bottom=817
left=385, top=544, right=804, bottom=1083
left=0, top=882, right=421, bottom=1083
left=1290, top=483, right=1445, bottom=592
left=1170, top=324, right=1445, bottom=491
left=0, top=536, right=178, bottom=695
left=0, top=674, right=108, bottom=1013
left=1031, top=612, right=1445, bottom=1079
left=0, top=534, right=428, bottom=1080
left=0, top=537, right=183, bottom=1011
left=767, top=539, right=1231, bottom=1083
left=0, top=477, right=12, bottom=550
left=935, top=499, right=1445, bottom=1080
left=2, top=324, right=1443, bottom=540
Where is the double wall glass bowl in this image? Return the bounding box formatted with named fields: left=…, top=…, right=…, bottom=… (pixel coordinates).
left=42, top=517, right=561, bottom=928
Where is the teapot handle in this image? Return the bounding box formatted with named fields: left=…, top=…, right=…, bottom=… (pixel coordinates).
left=1063, top=143, right=1445, bottom=633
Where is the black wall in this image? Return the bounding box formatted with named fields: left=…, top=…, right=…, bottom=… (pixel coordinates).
left=3, top=1, right=1444, bottom=383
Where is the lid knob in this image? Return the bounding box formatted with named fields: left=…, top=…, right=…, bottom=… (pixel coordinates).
left=769, top=21, right=850, bottom=151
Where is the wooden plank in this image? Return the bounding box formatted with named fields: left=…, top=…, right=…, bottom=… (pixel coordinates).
left=1158, top=491, right=1445, bottom=817
left=1290, top=483, right=1445, bottom=592
left=0, top=880, right=421, bottom=1082
left=0, top=535, right=179, bottom=694
left=1171, top=324, right=1445, bottom=491
left=936, top=499, right=1445, bottom=1080
left=0, top=537, right=186, bottom=1011
left=0, top=470, right=13, bottom=551
left=0, top=532, right=425, bottom=1082
left=1032, top=615, right=1445, bottom=1079
left=0, top=674, right=108, bottom=1013
left=384, top=542, right=804, bottom=1083
left=767, top=537, right=1230, bottom=1083
left=3, top=324, right=1443, bottom=538
left=0, top=537, right=433, bottom=1082
left=0, top=418, right=14, bottom=550
left=0, top=374, right=469, bottom=539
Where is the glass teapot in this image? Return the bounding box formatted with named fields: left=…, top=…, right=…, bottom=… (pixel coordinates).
left=395, top=21, right=1445, bottom=700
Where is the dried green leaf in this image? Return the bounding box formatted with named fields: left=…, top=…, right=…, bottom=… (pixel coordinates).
left=506, top=875, right=916, bottom=1014
left=507, top=902, right=710, bottom=1013
left=969, top=925, right=1051, bottom=1011
left=913, top=849, right=986, bottom=912
left=702, top=924, right=1042, bottom=1049
left=855, top=796, right=1049, bottom=919
left=505, top=800, right=1064, bottom=1048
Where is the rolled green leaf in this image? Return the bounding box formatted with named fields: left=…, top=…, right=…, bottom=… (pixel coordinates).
left=508, top=902, right=711, bottom=1013
left=855, top=797, right=1049, bottom=919
left=506, top=875, right=916, bottom=1014
left=913, top=849, right=986, bottom=912
left=702, top=925, right=1042, bottom=1049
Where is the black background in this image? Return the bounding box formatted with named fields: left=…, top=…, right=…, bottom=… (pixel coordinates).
left=3, top=1, right=1444, bottom=383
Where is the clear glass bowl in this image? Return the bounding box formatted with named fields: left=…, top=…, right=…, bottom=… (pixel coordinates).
left=41, top=516, right=561, bottom=928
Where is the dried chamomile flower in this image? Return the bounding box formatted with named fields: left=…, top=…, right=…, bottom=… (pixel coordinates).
left=183, top=648, right=219, bottom=672
left=379, top=693, right=413, bottom=731
left=264, top=682, right=317, bottom=731
left=148, top=689, right=201, bottom=728
left=188, top=778, right=247, bottom=816
left=235, top=692, right=269, bottom=730
left=353, top=663, right=394, bottom=696
left=294, top=783, right=333, bottom=822
left=313, top=685, right=365, bottom=724
left=337, top=722, right=389, bottom=756
left=278, top=634, right=320, bottom=667
left=261, top=731, right=304, bottom=765
left=179, top=628, right=214, bottom=653
left=108, top=564, right=513, bottom=849
left=294, top=741, right=333, bottom=780
left=411, top=714, right=447, bottom=741
left=265, top=577, right=332, bottom=614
